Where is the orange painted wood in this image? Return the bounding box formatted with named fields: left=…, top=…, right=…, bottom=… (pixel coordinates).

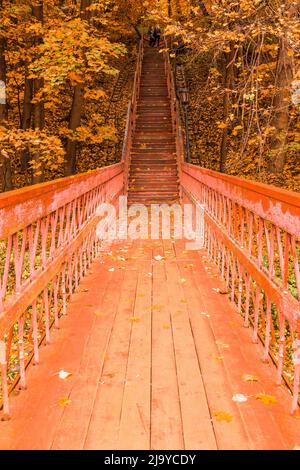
left=83, top=246, right=139, bottom=450
left=51, top=260, right=125, bottom=450
left=0, top=257, right=113, bottom=450
left=151, top=243, right=184, bottom=450
left=118, top=252, right=152, bottom=449
left=0, top=237, right=299, bottom=450
left=191, top=251, right=299, bottom=450
left=128, top=46, right=179, bottom=206
left=176, top=254, right=253, bottom=450
left=164, top=246, right=218, bottom=450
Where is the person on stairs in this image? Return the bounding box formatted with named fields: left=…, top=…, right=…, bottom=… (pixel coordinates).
left=154, top=25, right=161, bottom=47
left=148, top=26, right=155, bottom=47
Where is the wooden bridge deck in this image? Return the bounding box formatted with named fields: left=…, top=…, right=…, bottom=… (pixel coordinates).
left=0, top=236, right=298, bottom=450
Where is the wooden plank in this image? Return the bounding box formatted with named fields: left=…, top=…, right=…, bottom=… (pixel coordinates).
left=51, top=250, right=125, bottom=449
left=84, top=244, right=140, bottom=450
left=164, top=241, right=217, bottom=450
left=192, top=251, right=297, bottom=450
left=117, top=252, right=152, bottom=449
left=0, top=258, right=112, bottom=450
left=176, top=254, right=253, bottom=450
left=151, top=240, right=184, bottom=450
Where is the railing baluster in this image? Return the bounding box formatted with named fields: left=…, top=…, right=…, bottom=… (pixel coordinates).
left=180, top=161, right=300, bottom=412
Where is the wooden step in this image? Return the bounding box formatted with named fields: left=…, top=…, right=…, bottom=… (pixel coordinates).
left=127, top=46, right=179, bottom=205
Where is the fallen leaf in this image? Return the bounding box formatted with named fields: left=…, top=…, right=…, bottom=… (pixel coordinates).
left=255, top=393, right=277, bottom=405
left=130, top=317, right=141, bottom=323
left=232, top=393, right=248, bottom=403
left=82, top=288, right=89, bottom=293
left=95, top=311, right=104, bottom=317
left=216, top=340, right=230, bottom=349
left=163, top=324, right=171, bottom=330
left=219, top=287, right=229, bottom=294
left=103, top=373, right=114, bottom=379
left=58, top=370, right=72, bottom=380
left=212, top=355, right=224, bottom=361
left=58, top=397, right=72, bottom=407
left=242, top=374, right=259, bottom=383
left=213, top=411, right=233, bottom=423
left=200, top=311, right=210, bottom=318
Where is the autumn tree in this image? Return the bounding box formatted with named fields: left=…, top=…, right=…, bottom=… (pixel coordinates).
left=154, top=0, right=299, bottom=186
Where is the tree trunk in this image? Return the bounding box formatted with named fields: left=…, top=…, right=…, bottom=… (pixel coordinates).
left=20, top=77, right=33, bottom=171
left=31, top=1, right=45, bottom=184
left=199, top=1, right=209, bottom=16
left=64, top=84, right=83, bottom=176
left=219, top=46, right=234, bottom=173
left=0, top=32, right=13, bottom=191
left=268, top=3, right=296, bottom=174
left=64, top=0, right=90, bottom=176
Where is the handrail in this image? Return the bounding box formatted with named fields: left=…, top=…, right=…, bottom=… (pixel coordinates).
left=0, top=163, right=124, bottom=419
left=163, top=38, right=185, bottom=202
left=122, top=33, right=144, bottom=195
left=181, top=162, right=300, bottom=413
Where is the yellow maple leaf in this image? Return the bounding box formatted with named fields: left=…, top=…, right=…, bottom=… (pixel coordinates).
left=255, top=393, right=277, bottom=405
left=213, top=411, right=233, bottom=422
left=58, top=397, right=72, bottom=407
left=130, top=317, right=141, bottom=323
left=242, top=374, right=259, bottom=382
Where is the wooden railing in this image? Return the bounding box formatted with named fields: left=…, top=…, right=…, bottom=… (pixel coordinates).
left=0, top=164, right=124, bottom=419
left=181, top=164, right=300, bottom=413
left=163, top=34, right=300, bottom=412
left=163, top=38, right=185, bottom=202
left=122, top=34, right=144, bottom=194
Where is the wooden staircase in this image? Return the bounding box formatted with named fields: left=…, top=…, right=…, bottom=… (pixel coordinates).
left=127, top=46, right=180, bottom=206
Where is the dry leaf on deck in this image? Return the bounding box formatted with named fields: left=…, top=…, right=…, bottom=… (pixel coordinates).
left=232, top=393, right=248, bottom=403
left=130, top=317, right=141, bottom=323
left=255, top=393, right=277, bottom=405
left=213, top=411, right=233, bottom=423
left=242, top=374, right=259, bottom=383
left=58, top=397, right=72, bottom=407
left=216, top=340, right=230, bottom=349
left=58, top=370, right=72, bottom=380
